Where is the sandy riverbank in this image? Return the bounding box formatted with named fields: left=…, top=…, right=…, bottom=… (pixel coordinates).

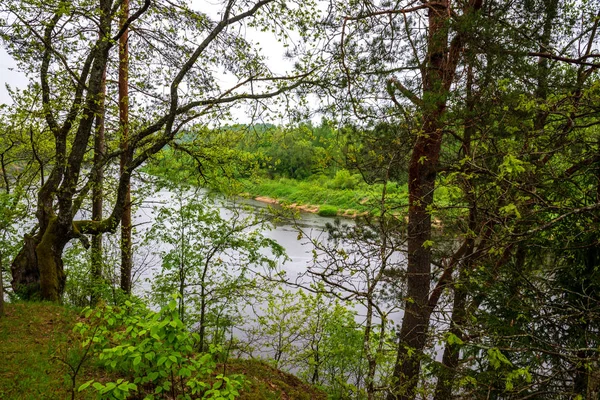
left=253, top=196, right=366, bottom=218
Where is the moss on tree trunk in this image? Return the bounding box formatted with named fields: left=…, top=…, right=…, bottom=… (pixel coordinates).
left=11, top=217, right=67, bottom=302
left=36, top=218, right=66, bottom=302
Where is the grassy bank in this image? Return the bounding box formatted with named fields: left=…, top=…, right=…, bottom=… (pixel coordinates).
left=240, top=175, right=409, bottom=217
left=0, top=302, right=326, bottom=400
left=0, top=303, right=96, bottom=399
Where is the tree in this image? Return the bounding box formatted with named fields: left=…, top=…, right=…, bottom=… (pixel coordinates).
left=0, top=105, right=37, bottom=314
left=418, top=1, right=600, bottom=397
left=322, top=0, right=600, bottom=398
left=324, top=1, right=483, bottom=397
left=294, top=213, right=401, bottom=400
left=0, top=0, right=318, bottom=301
left=119, top=0, right=133, bottom=295
left=90, top=28, right=107, bottom=305
left=145, top=188, right=285, bottom=350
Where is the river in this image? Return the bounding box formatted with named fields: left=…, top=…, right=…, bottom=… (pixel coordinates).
left=129, top=185, right=412, bottom=328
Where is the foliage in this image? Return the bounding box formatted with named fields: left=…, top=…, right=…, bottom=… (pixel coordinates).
left=1, top=0, right=321, bottom=301
left=0, top=191, right=25, bottom=303
left=0, top=302, right=328, bottom=400
left=62, top=237, right=135, bottom=308
left=317, top=205, right=339, bottom=217
left=144, top=189, right=286, bottom=350
left=244, top=288, right=392, bottom=399
left=74, top=296, right=245, bottom=399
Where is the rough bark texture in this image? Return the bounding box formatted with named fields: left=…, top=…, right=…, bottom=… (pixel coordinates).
left=37, top=217, right=68, bottom=301
left=11, top=234, right=41, bottom=299
left=387, top=1, right=482, bottom=398
left=119, top=0, right=133, bottom=295
left=91, top=39, right=107, bottom=305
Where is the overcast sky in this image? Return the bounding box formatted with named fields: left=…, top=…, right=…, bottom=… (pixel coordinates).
left=0, top=48, right=28, bottom=104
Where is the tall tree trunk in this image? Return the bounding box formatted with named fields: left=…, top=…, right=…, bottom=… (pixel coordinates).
left=91, top=40, right=107, bottom=305
left=433, top=60, right=476, bottom=400
left=387, top=1, right=481, bottom=398
left=10, top=0, right=115, bottom=302
left=119, top=0, right=133, bottom=294
left=388, top=3, right=450, bottom=399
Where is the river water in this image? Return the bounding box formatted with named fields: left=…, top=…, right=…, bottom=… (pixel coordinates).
left=130, top=185, right=408, bottom=327
left=132, top=186, right=340, bottom=282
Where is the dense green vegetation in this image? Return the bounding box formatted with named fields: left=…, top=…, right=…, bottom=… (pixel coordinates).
left=0, top=302, right=327, bottom=400
left=145, top=122, right=415, bottom=217
left=1, top=0, right=600, bottom=399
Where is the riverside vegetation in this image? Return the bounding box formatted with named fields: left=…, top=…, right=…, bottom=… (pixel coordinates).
left=2, top=0, right=600, bottom=399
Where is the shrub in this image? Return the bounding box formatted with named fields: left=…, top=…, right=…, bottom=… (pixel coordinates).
left=74, top=296, right=244, bottom=399
left=327, top=169, right=361, bottom=190
left=318, top=205, right=338, bottom=217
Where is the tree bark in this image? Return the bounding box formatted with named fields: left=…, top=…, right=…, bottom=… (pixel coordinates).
left=388, top=3, right=450, bottom=398
left=11, top=234, right=41, bottom=299
left=387, top=1, right=482, bottom=398
left=119, top=0, right=133, bottom=295
left=91, top=36, right=107, bottom=305
left=11, top=0, right=115, bottom=301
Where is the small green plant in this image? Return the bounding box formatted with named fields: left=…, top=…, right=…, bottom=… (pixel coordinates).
left=317, top=205, right=338, bottom=217
left=74, top=296, right=244, bottom=399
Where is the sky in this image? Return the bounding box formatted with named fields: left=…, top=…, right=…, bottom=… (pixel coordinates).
left=0, top=48, right=28, bottom=105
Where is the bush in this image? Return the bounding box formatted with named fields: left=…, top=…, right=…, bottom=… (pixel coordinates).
left=328, top=170, right=361, bottom=190
left=74, top=296, right=244, bottom=399
left=318, top=205, right=338, bottom=217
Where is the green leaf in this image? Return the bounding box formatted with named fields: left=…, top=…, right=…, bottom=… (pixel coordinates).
left=78, top=380, right=94, bottom=392
left=446, top=333, right=464, bottom=345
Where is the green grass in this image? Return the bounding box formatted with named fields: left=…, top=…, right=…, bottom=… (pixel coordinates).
left=222, top=359, right=327, bottom=400
left=0, top=302, right=99, bottom=399
left=241, top=177, right=409, bottom=216
left=317, top=205, right=339, bottom=217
